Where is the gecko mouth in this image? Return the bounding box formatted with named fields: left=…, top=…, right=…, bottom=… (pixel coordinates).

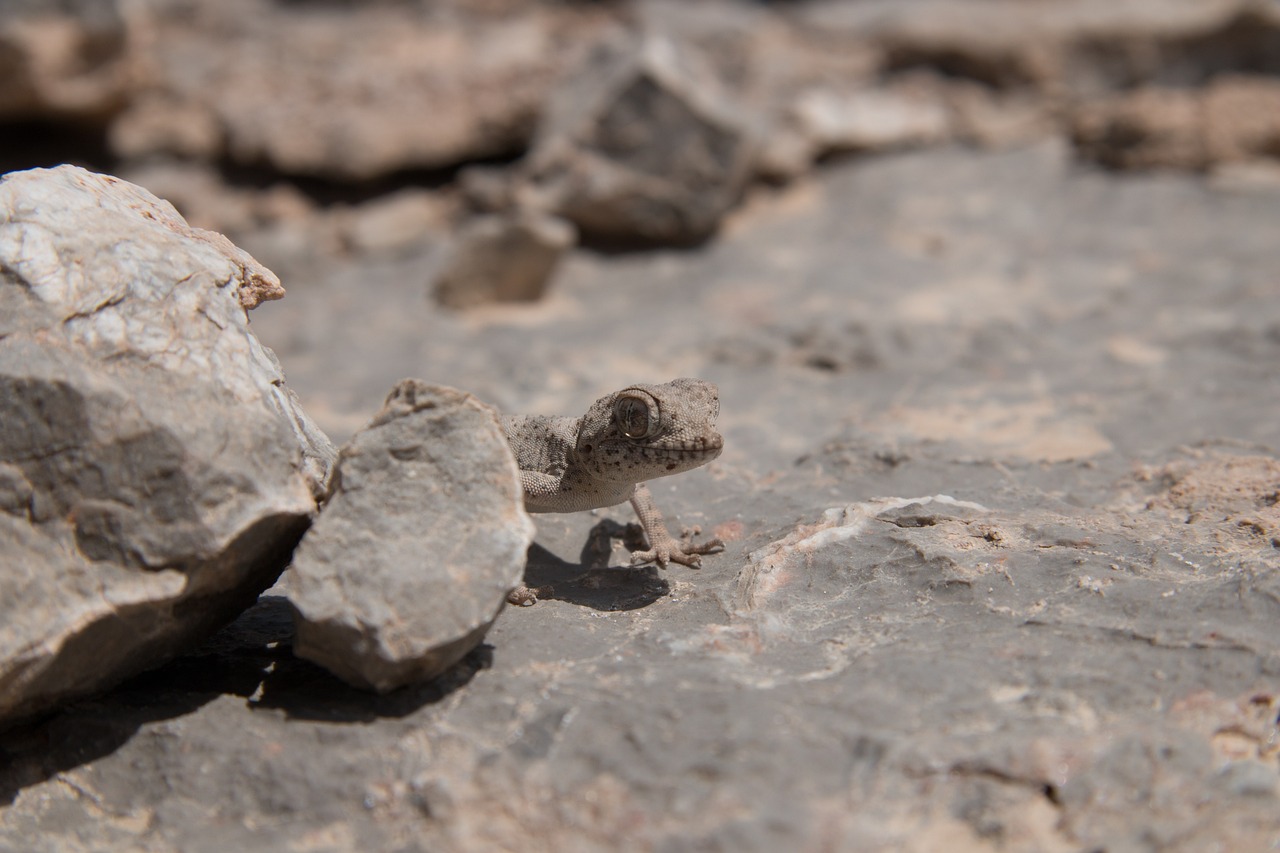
left=642, top=435, right=723, bottom=455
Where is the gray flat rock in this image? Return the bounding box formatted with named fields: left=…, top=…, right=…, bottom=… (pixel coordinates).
left=288, top=380, right=533, bottom=692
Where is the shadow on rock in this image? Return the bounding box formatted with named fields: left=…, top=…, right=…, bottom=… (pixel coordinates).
left=520, top=520, right=671, bottom=611
left=0, top=595, right=485, bottom=804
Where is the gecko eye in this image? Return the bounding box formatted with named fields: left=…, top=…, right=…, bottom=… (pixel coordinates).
left=614, top=393, right=658, bottom=439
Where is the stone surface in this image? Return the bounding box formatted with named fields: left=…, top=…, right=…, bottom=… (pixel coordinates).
left=0, top=166, right=334, bottom=728
left=1072, top=75, right=1280, bottom=171
left=287, top=380, right=533, bottom=693
left=431, top=211, right=575, bottom=309
left=4, top=142, right=1279, bottom=850
left=792, top=84, right=952, bottom=154
left=1072, top=87, right=1209, bottom=170
left=0, top=0, right=132, bottom=120
left=338, top=190, right=451, bottom=258
left=1204, top=75, right=1280, bottom=164
left=109, top=0, right=613, bottom=180
left=521, top=35, right=754, bottom=245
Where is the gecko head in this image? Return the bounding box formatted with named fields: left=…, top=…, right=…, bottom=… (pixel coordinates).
left=575, top=378, right=723, bottom=483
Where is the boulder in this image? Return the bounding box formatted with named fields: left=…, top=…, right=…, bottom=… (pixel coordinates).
left=0, top=165, right=334, bottom=728
left=287, top=380, right=533, bottom=692
left=522, top=35, right=754, bottom=245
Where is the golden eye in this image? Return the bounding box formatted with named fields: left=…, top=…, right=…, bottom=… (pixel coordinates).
left=614, top=394, right=657, bottom=439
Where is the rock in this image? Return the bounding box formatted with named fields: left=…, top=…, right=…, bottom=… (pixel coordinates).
left=109, top=0, right=613, bottom=180
left=792, top=85, right=952, bottom=154
left=1072, top=76, right=1280, bottom=171
left=1204, top=75, right=1280, bottom=165
left=107, top=94, right=224, bottom=163
left=734, top=495, right=991, bottom=613
left=120, top=161, right=318, bottom=240
left=522, top=35, right=754, bottom=245
left=287, top=380, right=533, bottom=692
left=459, top=164, right=520, bottom=214
left=339, top=190, right=451, bottom=258
left=947, top=83, right=1054, bottom=149
left=751, top=125, right=818, bottom=183
left=796, top=0, right=1280, bottom=172
left=0, top=1, right=132, bottom=120
left=636, top=0, right=883, bottom=182
left=0, top=165, right=334, bottom=728
left=1071, top=87, right=1206, bottom=170
left=1208, top=161, right=1280, bottom=192
left=431, top=212, right=575, bottom=309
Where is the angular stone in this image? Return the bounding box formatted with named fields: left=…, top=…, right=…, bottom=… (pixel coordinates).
left=431, top=211, right=576, bottom=309
left=0, top=165, right=334, bottom=728
left=287, top=380, right=533, bottom=692
left=524, top=35, right=754, bottom=245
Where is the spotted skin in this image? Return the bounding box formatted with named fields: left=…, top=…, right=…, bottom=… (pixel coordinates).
left=501, top=379, right=724, bottom=602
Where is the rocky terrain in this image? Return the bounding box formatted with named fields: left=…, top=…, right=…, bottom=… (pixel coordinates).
left=2, top=0, right=1279, bottom=850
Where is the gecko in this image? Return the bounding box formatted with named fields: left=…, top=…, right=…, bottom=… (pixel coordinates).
left=501, top=378, right=724, bottom=604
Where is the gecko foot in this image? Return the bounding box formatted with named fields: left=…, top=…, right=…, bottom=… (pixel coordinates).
left=507, top=584, right=553, bottom=606
left=629, top=528, right=725, bottom=569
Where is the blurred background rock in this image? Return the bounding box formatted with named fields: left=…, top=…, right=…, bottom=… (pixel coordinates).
left=5, top=0, right=1279, bottom=275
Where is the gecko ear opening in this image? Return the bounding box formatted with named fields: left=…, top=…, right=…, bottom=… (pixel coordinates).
left=613, top=391, right=660, bottom=440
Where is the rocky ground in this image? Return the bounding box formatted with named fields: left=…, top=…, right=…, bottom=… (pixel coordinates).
left=3, top=0, right=1280, bottom=850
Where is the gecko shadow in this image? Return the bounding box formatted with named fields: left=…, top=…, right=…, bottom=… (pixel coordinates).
left=0, top=529, right=669, bottom=803
left=0, top=595, right=487, bottom=805
left=520, top=519, right=671, bottom=611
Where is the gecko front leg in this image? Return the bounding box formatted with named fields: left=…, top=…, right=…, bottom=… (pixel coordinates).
left=627, top=483, right=723, bottom=569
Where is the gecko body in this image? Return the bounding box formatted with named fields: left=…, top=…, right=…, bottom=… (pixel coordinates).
left=501, top=378, right=724, bottom=583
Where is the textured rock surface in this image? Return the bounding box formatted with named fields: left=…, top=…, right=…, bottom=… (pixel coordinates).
left=288, top=380, right=532, bottom=692
left=0, top=0, right=132, bottom=120
left=431, top=211, right=575, bottom=309
left=1074, top=76, right=1280, bottom=171
left=3, top=144, right=1278, bottom=850
left=108, top=0, right=613, bottom=179
left=792, top=84, right=952, bottom=155
left=521, top=35, right=754, bottom=245
left=0, top=166, right=333, bottom=728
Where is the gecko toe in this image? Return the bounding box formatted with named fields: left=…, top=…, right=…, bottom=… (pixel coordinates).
left=679, top=537, right=724, bottom=556
left=507, top=586, right=540, bottom=606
